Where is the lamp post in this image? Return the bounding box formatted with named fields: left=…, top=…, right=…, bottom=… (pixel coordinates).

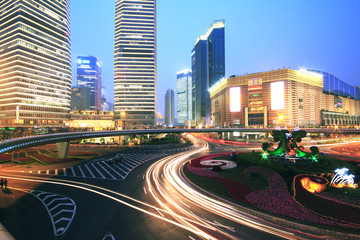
left=120, top=111, right=126, bottom=130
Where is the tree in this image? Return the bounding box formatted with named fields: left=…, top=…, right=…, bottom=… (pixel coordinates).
left=262, top=142, right=270, bottom=152
left=310, top=146, right=320, bottom=155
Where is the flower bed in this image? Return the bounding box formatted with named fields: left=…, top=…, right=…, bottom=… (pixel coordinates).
left=30, top=154, right=55, bottom=164
left=187, top=154, right=252, bottom=204
left=294, top=174, right=360, bottom=226
left=0, top=153, right=12, bottom=163
left=244, top=167, right=342, bottom=227
left=13, top=157, right=34, bottom=165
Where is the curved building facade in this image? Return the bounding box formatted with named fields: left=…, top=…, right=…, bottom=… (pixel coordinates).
left=210, top=69, right=360, bottom=127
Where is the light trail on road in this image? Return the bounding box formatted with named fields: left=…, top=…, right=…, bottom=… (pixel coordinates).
left=145, top=135, right=296, bottom=239
left=145, top=134, right=360, bottom=240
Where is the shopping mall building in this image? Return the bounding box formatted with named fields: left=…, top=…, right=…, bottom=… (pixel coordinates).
left=209, top=69, right=360, bottom=127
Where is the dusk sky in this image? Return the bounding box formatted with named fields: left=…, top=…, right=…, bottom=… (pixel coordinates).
left=71, top=0, right=360, bottom=117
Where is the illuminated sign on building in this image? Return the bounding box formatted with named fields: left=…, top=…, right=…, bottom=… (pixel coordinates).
left=271, top=81, right=285, bottom=110
left=335, top=98, right=343, bottom=108
left=230, top=87, right=241, bottom=112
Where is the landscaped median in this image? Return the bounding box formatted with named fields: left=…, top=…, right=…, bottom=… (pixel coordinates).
left=184, top=152, right=360, bottom=231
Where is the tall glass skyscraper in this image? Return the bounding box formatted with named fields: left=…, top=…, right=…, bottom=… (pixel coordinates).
left=114, top=0, right=156, bottom=127
left=165, top=89, right=174, bottom=125
left=77, top=56, right=102, bottom=110
left=192, top=20, right=225, bottom=126
left=0, top=0, right=71, bottom=127
left=177, top=69, right=192, bottom=124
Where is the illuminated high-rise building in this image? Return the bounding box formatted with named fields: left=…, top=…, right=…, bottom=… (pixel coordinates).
left=0, top=0, right=71, bottom=127
left=165, top=89, right=174, bottom=125
left=192, top=20, right=225, bottom=126
left=77, top=56, right=102, bottom=110
left=114, top=0, right=156, bottom=127
left=177, top=69, right=192, bottom=124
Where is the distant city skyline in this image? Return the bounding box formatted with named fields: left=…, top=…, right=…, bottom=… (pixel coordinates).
left=70, top=0, right=360, bottom=118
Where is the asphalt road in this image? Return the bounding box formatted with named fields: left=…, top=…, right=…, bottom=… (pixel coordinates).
left=1, top=139, right=358, bottom=240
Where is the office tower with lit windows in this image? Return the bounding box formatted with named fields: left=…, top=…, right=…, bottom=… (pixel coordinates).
left=165, top=89, right=174, bottom=125
left=114, top=0, right=156, bottom=127
left=177, top=69, right=192, bottom=124
left=0, top=0, right=71, bottom=127
left=77, top=56, right=102, bottom=110
left=192, top=20, right=225, bottom=126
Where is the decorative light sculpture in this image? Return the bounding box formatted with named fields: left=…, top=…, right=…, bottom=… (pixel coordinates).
left=330, top=168, right=358, bottom=189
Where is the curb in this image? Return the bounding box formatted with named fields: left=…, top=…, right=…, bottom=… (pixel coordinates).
left=0, top=223, right=15, bottom=240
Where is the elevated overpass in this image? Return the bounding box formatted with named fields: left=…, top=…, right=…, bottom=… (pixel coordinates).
left=0, top=128, right=358, bottom=158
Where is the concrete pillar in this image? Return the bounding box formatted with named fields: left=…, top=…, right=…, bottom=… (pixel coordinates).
left=56, top=141, right=70, bottom=159
left=176, top=133, right=182, bottom=143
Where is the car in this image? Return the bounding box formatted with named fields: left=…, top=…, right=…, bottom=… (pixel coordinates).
left=107, top=154, right=125, bottom=164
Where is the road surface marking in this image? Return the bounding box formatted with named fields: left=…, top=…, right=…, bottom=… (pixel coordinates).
left=105, top=163, right=124, bottom=179
left=50, top=203, right=74, bottom=212
left=96, top=162, right=116, bottom=180
left=30, top=191, right=76, bottom=238
left=102, top=232, right=115, bottom=240
left=85, top=165, right=96, bottom=178
left=47, top=197, right=68, bottom=206
left=52, top=209, right=73, bottom=218
left=42, top=194, right=57, bottom=201
left=78, top=166, right=86, bottom=177
left=70, top=167, right=76, bottom=176
left=91, top=163, right=105, bottom=179
left=110, top=164, right=126, bottom=179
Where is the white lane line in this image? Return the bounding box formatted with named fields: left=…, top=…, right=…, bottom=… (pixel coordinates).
left=143, top=187, right=147, bottom=194
left=70, top=167, right=76, bottom=176
left=85, top=164, right=96, bottom=178
left=50, top=203, right=74, bottom=212
left=104, top=163, right=124, bottom=179
left=46, top=197, right=68, bottom=207
left=52, top=209, right=73, bottom=218
left=91, top=163, right=105, bottom=179
left=96, top=162, right=116, bottom=180
left=42, top=194, right=57, bottom=201
left=78, top=166, right=86, bottom=177
left=111, top=164, right=126, bottom=178
left=118, top=163, right=131, bottom=171
left=54, top=217, right=71, bottom=224
left=122, top=161, right=135, bottom=169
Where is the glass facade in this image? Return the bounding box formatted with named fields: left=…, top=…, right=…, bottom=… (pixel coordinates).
left=165, top=89, right=174, bottom=124
left=192, top=20, right=225, bottom=126
left=310, top=70, right=359, bottom=100
left=0, top=0, right=71, bottom=127
left=176, top=69, right=192, bottom=124
left=77, top=56, right=102, bottom=110
left=114, top=0, right=156, bottom=126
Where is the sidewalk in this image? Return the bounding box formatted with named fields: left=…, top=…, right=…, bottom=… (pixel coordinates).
left=0, top=223, right=14, bottom=240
